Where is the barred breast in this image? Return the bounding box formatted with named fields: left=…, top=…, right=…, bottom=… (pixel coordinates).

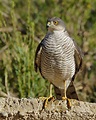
left=41, top=30, right=75, bottom=89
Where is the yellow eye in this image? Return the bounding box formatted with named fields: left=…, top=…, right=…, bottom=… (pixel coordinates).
left=53, top=21, right=58, bottom=25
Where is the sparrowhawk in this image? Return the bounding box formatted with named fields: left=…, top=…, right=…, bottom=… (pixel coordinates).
left=35, top=17, right=83, bottom=107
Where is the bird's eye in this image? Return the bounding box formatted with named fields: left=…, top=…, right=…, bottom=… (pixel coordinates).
left=53, top=21, right=58, bottom=25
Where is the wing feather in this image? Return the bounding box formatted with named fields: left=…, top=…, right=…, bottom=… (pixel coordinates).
left=72, top=40, right=84, bottom=80
left=34, top=43, right=42, bottom=72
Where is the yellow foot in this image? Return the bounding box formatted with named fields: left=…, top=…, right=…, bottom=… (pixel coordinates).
left=62, top=97, right=71, bottom=108
left=39, top=96, right=55, bottom=108
left=39, top=97, right=48, bottom=100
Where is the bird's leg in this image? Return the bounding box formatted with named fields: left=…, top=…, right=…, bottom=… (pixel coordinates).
left=49, top=83, right=53, bottom=97
left=39, top=84, right=54, bottom=108
left=44, top=84, right=54, bottom=108
left=62, top=81, right=71, bottom=108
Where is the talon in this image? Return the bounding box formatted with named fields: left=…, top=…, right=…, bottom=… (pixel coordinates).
left=67, top=98, right=71, bottom=108
left=62, top=97, right=67, bottom=100
left=62, top=97, right=71, bottom=108
left=44, top=96, right=55, bottom=108
left=39, top=84, right=54, bottom=108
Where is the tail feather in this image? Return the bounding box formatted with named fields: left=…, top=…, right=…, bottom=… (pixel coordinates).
left=54, top=81, right=79, bottom=100
left=54, top=86, right=63, bottom=100
left=67, top=81, right=79, bottom=100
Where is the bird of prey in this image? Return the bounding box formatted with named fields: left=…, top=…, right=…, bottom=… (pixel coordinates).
left=34, top=17, right=83, bottom=108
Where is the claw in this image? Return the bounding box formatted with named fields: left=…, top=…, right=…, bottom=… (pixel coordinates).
left=44, top=96, right=54, bottom=107
left=39, top=84, right=55, bottom=108
left=39, top=96, right=54, bottom=108
left=62, top=97, right=71, bottom=108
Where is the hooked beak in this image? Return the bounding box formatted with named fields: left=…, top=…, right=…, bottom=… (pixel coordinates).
left=46, top=21, right=51, bottom=29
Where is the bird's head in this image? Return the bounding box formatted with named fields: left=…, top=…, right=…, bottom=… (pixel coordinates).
left=46, top=17, right=66, bottom=32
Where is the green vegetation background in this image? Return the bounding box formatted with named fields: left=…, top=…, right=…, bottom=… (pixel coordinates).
left=0, top=0, right=96, bottom=102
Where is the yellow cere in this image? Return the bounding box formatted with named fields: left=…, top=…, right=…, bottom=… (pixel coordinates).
left=47, top=21, right=51, bottom=25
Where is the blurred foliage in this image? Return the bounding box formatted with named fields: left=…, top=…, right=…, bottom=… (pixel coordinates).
left=0, top=0, right=96, bottom=102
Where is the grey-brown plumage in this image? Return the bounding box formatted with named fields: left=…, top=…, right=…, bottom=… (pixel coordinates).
left=35, top=17, right=83, bottom=100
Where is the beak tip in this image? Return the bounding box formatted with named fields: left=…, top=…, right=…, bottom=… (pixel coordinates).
left=46, top=21, right=51, bottom=28
left=46, top=25, right=49, bottom=29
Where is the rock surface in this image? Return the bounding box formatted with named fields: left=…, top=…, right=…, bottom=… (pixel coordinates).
left=0, top=97, right=96, bottom=120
